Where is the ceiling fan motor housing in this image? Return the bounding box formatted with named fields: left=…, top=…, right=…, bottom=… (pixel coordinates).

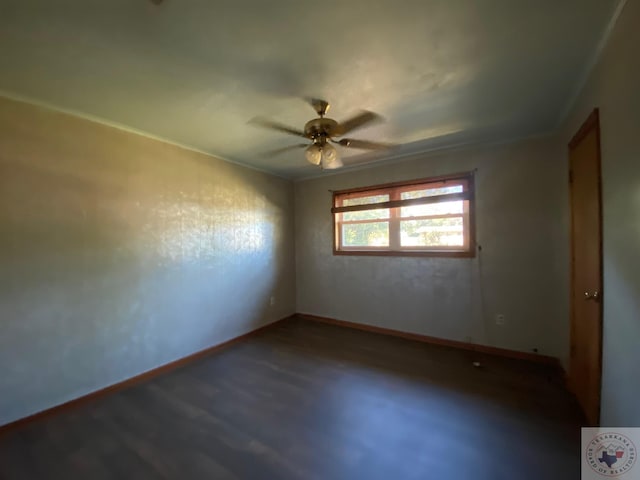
left=304, top=117, right=339, bottom=143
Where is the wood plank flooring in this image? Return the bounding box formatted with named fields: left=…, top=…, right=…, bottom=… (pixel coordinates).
left=0, top=316, right=584, bottom=479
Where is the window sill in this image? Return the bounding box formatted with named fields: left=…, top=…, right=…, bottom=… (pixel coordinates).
left=333, top=249, right=476, bottom=258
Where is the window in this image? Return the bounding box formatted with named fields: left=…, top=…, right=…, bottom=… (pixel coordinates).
left=332, top=172, right=475, bottom=257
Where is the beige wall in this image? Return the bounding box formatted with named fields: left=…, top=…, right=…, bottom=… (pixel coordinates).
left=295, top=136, right=570, bottom=361
left=560, top=0, right=639, bottom=426
left=0, top=96, right=296, bottom=426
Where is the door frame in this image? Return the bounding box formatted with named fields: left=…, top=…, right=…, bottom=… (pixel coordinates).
left=568, top=108, right=604, bottom=425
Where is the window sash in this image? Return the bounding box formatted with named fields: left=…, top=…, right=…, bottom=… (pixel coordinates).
left=337, top=213, right=467, bottom=250
left=331, top=192, right=469, bottom=214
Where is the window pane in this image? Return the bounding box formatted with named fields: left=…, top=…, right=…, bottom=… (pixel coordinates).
left=343, top=208, right=389, bottom=221
left=342, top=222, right=389, bottom=247
left=342, top=194, right=390, bottom=221
left=343, top=194, right=389, bottom=206
left=400, top=217, right=464, bottom=247
left=401, top=185, right=463, bottom=199
left=400, top=200, right=463, bottom=218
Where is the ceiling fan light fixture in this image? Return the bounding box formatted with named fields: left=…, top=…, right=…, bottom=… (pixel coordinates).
left=322, top=157, right=343, bottom=169
left=321, top=143, right=342, bottom=169
left=305, top=144, right=322, bottom=165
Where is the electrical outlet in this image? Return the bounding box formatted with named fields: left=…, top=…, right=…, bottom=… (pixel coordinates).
left=495, top=314, right=506, bottom=326
left=270, top=296, right=276, bottom=307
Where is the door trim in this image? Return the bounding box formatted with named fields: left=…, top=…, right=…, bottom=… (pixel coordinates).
left=568, top=108, right=603, bottom=425
left=569, top=109, right=601, bottom=149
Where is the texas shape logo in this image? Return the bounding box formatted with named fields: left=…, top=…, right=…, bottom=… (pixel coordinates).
left=586, top=432, right=637, bottom=477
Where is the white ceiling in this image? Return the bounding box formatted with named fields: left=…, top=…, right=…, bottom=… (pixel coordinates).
left=0, top=0, right=621, bottom=178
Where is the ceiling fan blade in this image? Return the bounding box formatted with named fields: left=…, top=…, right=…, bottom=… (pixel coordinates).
left=335, top=110, right=382, bottom=135
left=261, top=143, right=308, bottom=157
left=249, top=117, right=307, bottom=137
left=337, top=138, right=395, bottom=150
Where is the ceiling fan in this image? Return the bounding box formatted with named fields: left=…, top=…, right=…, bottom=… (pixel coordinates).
left=250, top=99, right=394, bottom=170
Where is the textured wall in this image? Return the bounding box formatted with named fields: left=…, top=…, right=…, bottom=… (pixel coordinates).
left=559, top=0, right=640, bottom=426
left=0, top=97, right=296, bottom=426
left=295, top=136, right=569, bottom=361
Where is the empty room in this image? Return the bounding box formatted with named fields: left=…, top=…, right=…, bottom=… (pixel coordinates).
left=0, top=1, right=638, bottom=479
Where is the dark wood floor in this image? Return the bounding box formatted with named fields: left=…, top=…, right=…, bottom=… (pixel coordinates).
left=0, top=316, right=583, bottom=480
